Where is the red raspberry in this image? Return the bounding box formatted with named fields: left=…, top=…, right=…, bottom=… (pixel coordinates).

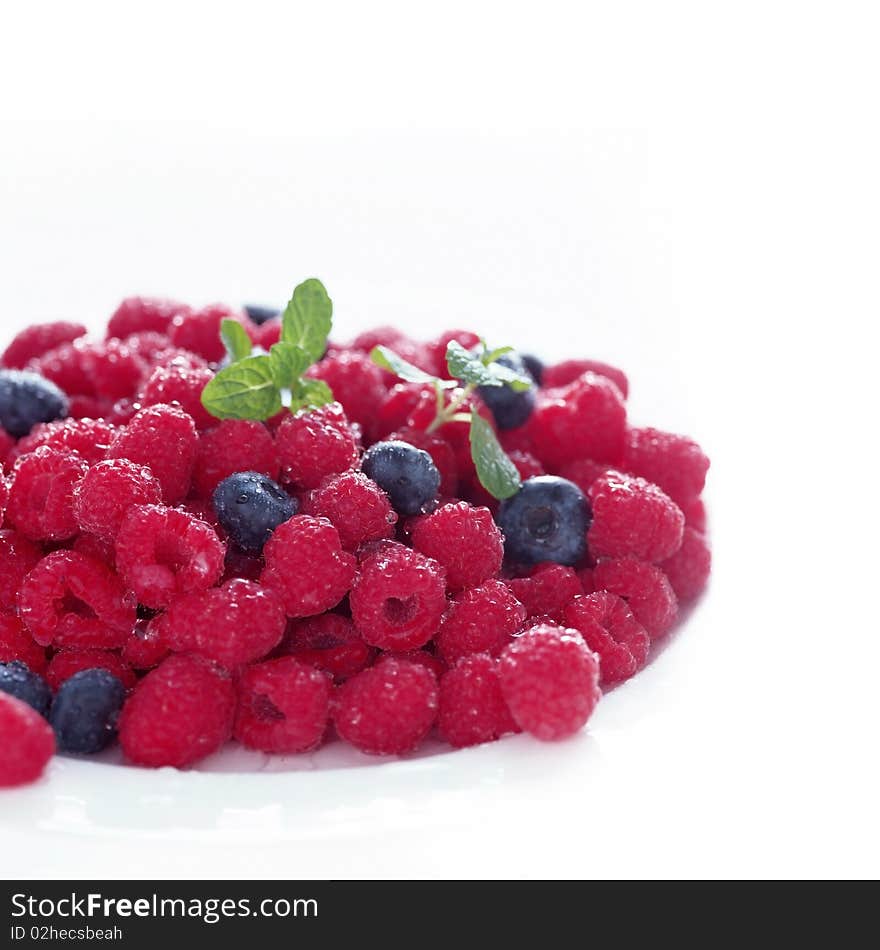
left=506, top=563, right=583, bottom=623
left=0, top=531, right=41, bottom=612
left=118, top=654, right=235, bottom=767
left=302, top=470, right=397, bottom=551
left=498, top=425, right=536, bottom=456
left=587, top=471, right=684, bottom=563
left=306, top=352, right=386, bottom=429
left=563, top=592, right=650, bottom=684
left=88, top=339, right=148, bottom=401
left=621, top=426, right=710, bottom=507
left=378, top=649, right=447, bottom=680
left=349, top=542, right=447, bottom=650
left=72, top=532, right=117, bottom=569
left=528, top=373, right=627, bottom=467
left=121, top=617, right=170, bottom=670
left=115, top=504, right=225, bottom=609
left=2, top=321, right=87, bottom=369
left=0, top=693, right=55, bottom=787
left=193, top=420, right=280, bottom=498
left=107, top=404, right=198, bottom=504
left=659, top=527, right=711, bottom=602
left=577, top=567, right=595, bottom=592
left=558, top=458, right=612, bottom=495
left=46, top=649, right=137, bottom=692
left=107, top=296, right=190, bottom=339
left=681, top=496, right=707, bottom=533
left=435, top=579, right=526, bottom=663
left=7, top=447, right=89, bottom=541
left=281, top=614, right=374, bottom=682
left=0, top=612, right=47, bottom=674
left=275, top=403, right=359, bottom=489
left=0, top=429, right=14, bottom=465
left=0, top=473, right=7, bottom=527
left=508, top=450, right=545, bottom=481
left=67, top=395, right=113, bottom=419
left=406, top=386, right=490, bottom=479
left=409, top=501, right=503, bottom=591
left=386, top=427, right=458, bottom=496
left=148, top=348, right=210, bottom=373
left=333, top=658, right=438, bottom=755
left=169, top=303, right=245, bottom=362
left=498, top=623, right=601, bottom=740
left=374, top=384, right=434, bottom=439
left=118, top=331, right=174, bottom=363
left=161, top=578, right=286, bottom=669
left=138, top=362, right=215, bottom=429
left=14, top=418, right=117, bottom=464
left=253, top=319, right=282, bottom=350
left=29, top=339, right=95, bottom=396
left=592, top=557, right=678, bottom=639
left=19, top=550, right=136, bottom=649
left=234, top=657, right=332, bottom=753
left=73, top=459, right=163, bottom=541
left=428, top=329, right=482, bottom=378
left=348, top=325, right=411, bottom=353
left=438, top=653, right=519, bottom=748
left=261, top=515, right=356, bottom=618
left=542, top=358, right=629, bottom=398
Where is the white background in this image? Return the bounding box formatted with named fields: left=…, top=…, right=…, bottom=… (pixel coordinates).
left=0, top=1, right=878, bottom=879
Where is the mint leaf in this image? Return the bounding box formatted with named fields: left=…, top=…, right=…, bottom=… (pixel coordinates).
left=200, top=356, right=282, bottom=420
left=290, top=377, right=334, bottom=412
left=281, top=278, right=332, bottom=364
left=370, top=345, right=454, bottom=386
left=268, top=341, right=310, bottom=389
left=446, top=341, right=532, bottom=391
left=220, top=318, right=253, bottom=363
left=469, top=413, right=522, bottom=500
left=483, top=344, right=514, bottom=364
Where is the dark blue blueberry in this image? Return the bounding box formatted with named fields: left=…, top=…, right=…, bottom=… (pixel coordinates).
left=213, top=471, right=298, bottom=554
left=0, top=369, right=68, bottom=438
left=50, top=668, right=126, bottom=754
left=243, top=304, right=280, bottom=325
left=361, top=440, right=441, bottom=516
left=0, top=661, right=52, bottom=717
left=477, top=353, right=537, bottom=430
left=521, top=353, right=544, bottom=386
left=496, top=476, right=591, bottom=566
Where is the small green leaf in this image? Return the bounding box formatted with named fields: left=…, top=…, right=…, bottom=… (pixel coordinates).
left=446, top=341, right=532, bottom=391
left=201, top=356, right=282, bottom=420
left=289, top=377, right=334, bottom=412
left=281, top=278, right=332, bottom=364
left=268, top=341, right=310, bottom=389
left=469, top=413, right=522, bottom=500
left=220, top=318, right=253, bottom=363
left=370, top=345, right=452, bottom=386
left=483, top=345, right=514, bottom=365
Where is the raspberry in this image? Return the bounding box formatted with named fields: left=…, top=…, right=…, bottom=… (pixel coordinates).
left=385, top=427, right=458, bottom=496
left=379, top=649, right=447, bottom=680
left=118, top=654, right=235, bottom=767
left=0, top=612, right=47, bottom=674
left=275, top=402, right=359, bottom=490
left=138, top=362, right=215, bottom=429
left=558, top=458, right=612, bottom=495
left=261, top=516, right=356, bottom=618
left=374, top=384, right=434, bottom=439
left=72, top=532, right=117, bottom=568
left=506, top=563, right=583, bottom=623
left=437, top=653, right=519, bottom=748
left=169, top=303, right=244, bottom=362
left=19, top=550, right=136, bottom=649
left=14, top=418, right=117, bottom=464
left=333, top=658, right=438, bottom=755
left=253, top=320, right=282, bottom=350
left=7, top=447, right=89, bottom=541
left=121, top=617, right=169, bottom=670
left=592, top=557, right=678, bottom=639
left=542, top=359, right=629, bottom=398
left=29, top=340, right=95, bottom=396
left=621, top=427, right=710, bottom=507
left=161, top=579, right=286, bottom=669
left=302, top=470, right=397, bottom=551
left=88, top=340, right=148, bottom=401
left=73, top=459, right=163, bottom=541
left=281, top=614, right=374, bottom=682
left=115, top=504, right=225, bottom=610
left=563, top=592, right=650, bottom=684
left=681, top=496, right=707, bottom=533
left=107, top=404, right=198, bottom=504
left=409, top=502, right=503, bottom=591
left=498, top=623, right=601, bottom=740
left=0, top=692, right=55, bottom=787
left=107, top=296, right=190, bottom=339
left=0, top=429, right=14, bottom=464
left=234, top=657, right=332, bottom=753
left=435, top=579, right=526, bottom=663
left=67, top=395, right=112, bottom=419
left=587, top=471, right=684, bottom=563
left=508, top=450, right=545, bottom=481
left=306, top=352, right=387, bottom=429
left=46, top=649, right=137, bottom=692
left=659, top=527, right=711, bottom=602
left=428, top=329, right=482, bottom=378
left=148, top=348, right=210, bottom=373
left=2, top=321, right=88, bottom=369
left=0, top=474, right=7, bottom=527
left=193, top=420, right=280, bottom=497
left=118, top=331, right=175, bottom=363
left=349, top=542, right=447, bottom=650
left=528, top=372, right=627, bottom=467
left=406, top=386, right=489, bottom=478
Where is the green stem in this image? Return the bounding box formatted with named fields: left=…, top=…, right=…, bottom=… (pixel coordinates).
left=427, top=381, right=477, bottom=433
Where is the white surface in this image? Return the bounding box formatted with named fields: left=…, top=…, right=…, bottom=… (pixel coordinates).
left=1, top=2, right=878, bottom=879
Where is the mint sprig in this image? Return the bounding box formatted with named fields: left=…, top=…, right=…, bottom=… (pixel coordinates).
left=202, top=278, right=334, bottom=420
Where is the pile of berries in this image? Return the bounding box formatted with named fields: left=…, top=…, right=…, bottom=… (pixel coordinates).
left=0, top=290, right=710, bottom=788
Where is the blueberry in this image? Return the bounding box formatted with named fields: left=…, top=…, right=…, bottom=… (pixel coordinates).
left=521, top=353, right=544, bottom=386
left=243, top=304, right=280, bottom=325
left=361, top=440, right=441, bottom=516
left=213, top=471, right=298, bottom=554
left=0, top=661, right=52, bottom=717
left=0, top=369, right=68, bottom=438
left=477, top=352, right=537, bottom=430
left=496, top=476, right=591, bottom=566
left=50, top=668, right=126, bottom=754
